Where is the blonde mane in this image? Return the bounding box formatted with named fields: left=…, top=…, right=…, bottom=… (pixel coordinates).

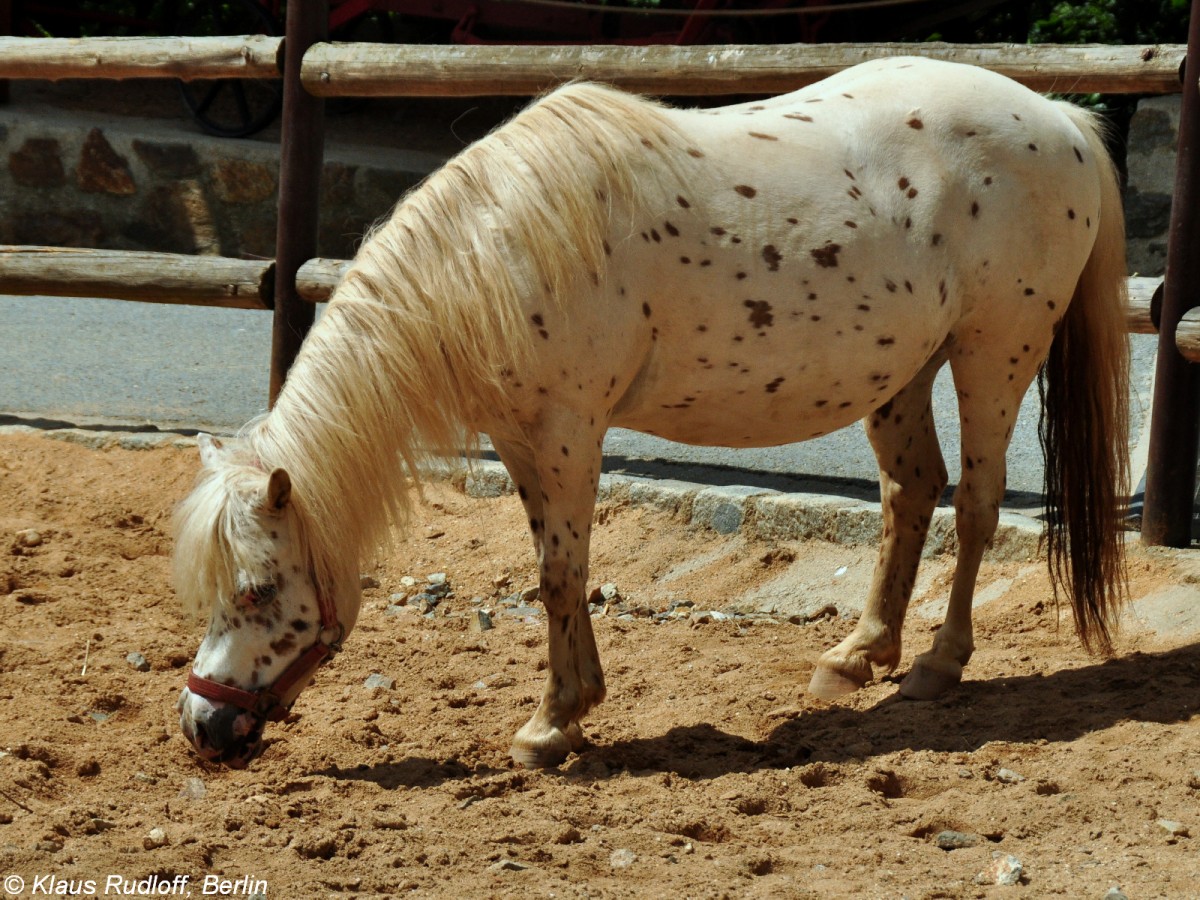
left=215, top=83, right=687, bottom=600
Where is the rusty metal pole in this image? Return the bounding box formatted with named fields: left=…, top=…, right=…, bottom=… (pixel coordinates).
left=1143, top=0, right=1200, bottom=546
left=269, top=1, right=327, bottom=404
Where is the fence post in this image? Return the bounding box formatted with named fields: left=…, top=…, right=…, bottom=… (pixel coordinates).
left=269, top=1, right=327, bottom=404
left=1143, top=0, right=1200, bottom=546
left=0, top=0, right=11, bottom=103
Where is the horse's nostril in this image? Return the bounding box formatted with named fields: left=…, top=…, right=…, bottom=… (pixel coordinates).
left=204, top=704, right=245, bottom=752
left=193, top=720, right=210, bottom=749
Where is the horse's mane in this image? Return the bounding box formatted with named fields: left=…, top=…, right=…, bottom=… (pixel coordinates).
left=227, top=82, right=686, bottom=598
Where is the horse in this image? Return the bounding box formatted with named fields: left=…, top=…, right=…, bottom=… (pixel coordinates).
left=173, top=56, right=1129, bottom=769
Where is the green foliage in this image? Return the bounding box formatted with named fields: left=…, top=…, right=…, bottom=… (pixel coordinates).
left=1029, top=0, right=1189, bottom=45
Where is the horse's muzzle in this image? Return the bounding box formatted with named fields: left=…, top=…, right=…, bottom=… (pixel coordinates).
left=178, top=689, right=266, bottom=769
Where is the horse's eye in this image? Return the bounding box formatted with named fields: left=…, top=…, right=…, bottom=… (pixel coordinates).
left=244, top=584, right=277, bottom=607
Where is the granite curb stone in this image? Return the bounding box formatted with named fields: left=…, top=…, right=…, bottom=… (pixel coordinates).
left=3, top=427, right=1044, bottom=560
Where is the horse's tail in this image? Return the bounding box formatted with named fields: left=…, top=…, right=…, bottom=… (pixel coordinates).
left=1039, top=102, right=1130, bottom=654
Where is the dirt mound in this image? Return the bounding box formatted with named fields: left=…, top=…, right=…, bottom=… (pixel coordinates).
left=0, top=433, right=1196, bottom=898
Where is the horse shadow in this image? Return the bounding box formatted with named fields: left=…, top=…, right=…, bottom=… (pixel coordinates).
left=558, top=640, right=1200, bottom=781
left=311, top=642, right=1199, bottom=787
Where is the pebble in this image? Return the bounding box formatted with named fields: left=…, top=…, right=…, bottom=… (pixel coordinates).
left=359, top=574, right=380, bottom=590
left=599, top=583, right=620, bottom=601
left=519, top=586, right=540, bottom=604
left=489, top=860, right=531, bottom=872
left=468, top=610, right=493, bottom=633
left=364, top=674, right=394, bottom=691
left=16, top=529, right=43, bottom=548
left=179, top=777, right=207, bottom=800
left=1104, top=888, right=1130, bottom=900
left=125, top=651, right=151, bottom=672
left=1186, top=770, right=1200, bottom=790
left=935, top=830, right=980, bottom=850
left=384, top=604, right=413, bottom=618
left=427, top=573, right=447, bottom=585
left=609, top=848, right=637, bottom=869
left=399, top=576, right=417, bottom=588
left=976, top=853, right=1023, bottom=886
left=500, top=606, right=541, bottom=619
left=1156, top=818, right=1189, bottom=839
left=143, top=827, right=168, bottom=850
left=996, top=768, right=1026, bottom=784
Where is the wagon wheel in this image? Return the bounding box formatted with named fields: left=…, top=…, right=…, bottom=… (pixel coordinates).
left=175, top=0, right=283, bottom=139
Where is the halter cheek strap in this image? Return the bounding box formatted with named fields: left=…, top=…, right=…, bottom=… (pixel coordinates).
left=186, top=589, right=343, bottom=722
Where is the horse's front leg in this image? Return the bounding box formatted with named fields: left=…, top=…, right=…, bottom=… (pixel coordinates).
left=810, top=352, right=949, bottom=698
left=500, top=430, right=606, bottom=768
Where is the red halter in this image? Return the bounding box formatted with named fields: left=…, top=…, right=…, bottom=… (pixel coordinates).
left=186, top=588, right=343, bottom=722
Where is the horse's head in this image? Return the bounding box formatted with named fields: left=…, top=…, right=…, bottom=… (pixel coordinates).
left=173, top=434, right=355, bottom=768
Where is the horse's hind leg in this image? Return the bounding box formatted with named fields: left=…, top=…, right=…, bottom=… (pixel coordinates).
left=810, top=351, right=949, bottom=698
left=899, top=333, right=1046, bottom=700
left=495, top=429, right=607, bottom=767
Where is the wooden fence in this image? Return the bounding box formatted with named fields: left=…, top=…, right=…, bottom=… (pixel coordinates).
left=0, top=16, right=1196, bottom=543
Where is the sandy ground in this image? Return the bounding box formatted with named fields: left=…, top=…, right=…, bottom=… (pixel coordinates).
left=1, top=432, right=1198, bottom=899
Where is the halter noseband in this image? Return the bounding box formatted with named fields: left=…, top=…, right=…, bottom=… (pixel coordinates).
left=186, top=587, right=343, bottom=722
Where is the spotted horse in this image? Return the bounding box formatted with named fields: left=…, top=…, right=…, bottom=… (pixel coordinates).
left=174, top=57, right=1129, bottom=768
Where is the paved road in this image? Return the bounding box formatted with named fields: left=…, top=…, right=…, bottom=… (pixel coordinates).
left=0, top=294, right=1158, bottom=504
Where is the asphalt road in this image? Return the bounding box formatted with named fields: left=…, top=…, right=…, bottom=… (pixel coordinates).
left=0, top=294, right=1158, bottom=505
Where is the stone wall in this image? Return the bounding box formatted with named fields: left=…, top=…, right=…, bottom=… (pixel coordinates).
left=1125, top=94, right=1179, bottom=277
left=0, top=107, right=442, bottom=262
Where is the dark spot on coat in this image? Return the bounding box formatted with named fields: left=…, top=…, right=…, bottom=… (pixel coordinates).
left=1073, top=147, right=1084, bottom=163
left=877, top=336, right=895, bottom=346
left=642, top=302, right=652, bottom=317
left=749, top=132, right=778, bottom=141
left=762, top=244, right=783, bottom=271
left=531, top=313, right=544, bottom=326
left=744, top=299, right=774, bottom=328
left=784, top=113, right=813, bottom=122
left=932, top=233, right=942, bottom=246
left=810, top=242, right=841, bottom=268
left=677, top=196, right=691, bottom=208
left=1067, top=208, right=1076, bottom=219
left=664, top=221, right=679, bottom=237
left=688, top=147, right=705, bottom=158
left=970, top=201, right=980, bottom=218
left=710, top=226, right=726, bottom=236
left=735, top=185, right=758, bottom=199
left=765, top=377, right=785, bottom=393
left=907, top=117, right=924, bottom=129
left=650, top=228, right=661, bottom=242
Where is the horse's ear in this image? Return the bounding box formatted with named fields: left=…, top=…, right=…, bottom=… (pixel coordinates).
left=197, top=433, right=224, bottom=468
left=265, top=468, right=292, bottom=514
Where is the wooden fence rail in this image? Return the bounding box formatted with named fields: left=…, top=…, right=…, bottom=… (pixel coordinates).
left=0, top=246, right=272, bottom=309
left=0, top=35, right=281, bottom=81
left=0, top=247, right=1169, bottom=342
left=302, top=42, right=1187, bottom=97
left=0, top=37, right=1184, bottom=96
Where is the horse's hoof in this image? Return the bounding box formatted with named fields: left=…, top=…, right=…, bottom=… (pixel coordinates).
left=564, top=721, right=586, bottom=751
left=510, top=722, right=572, bottom=768
left=899, top=657, right=962, bottom=700
left=808, top=662, right=870, bottom=700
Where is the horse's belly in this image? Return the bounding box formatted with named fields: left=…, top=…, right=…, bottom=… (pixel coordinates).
left=611, top=318, right=941, bottom=448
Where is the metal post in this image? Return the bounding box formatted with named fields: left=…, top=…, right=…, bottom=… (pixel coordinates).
left=269, top=1, right=327, bottom=404
left=1142, top=0, right=1200, bottom=546
left=0, top=0, right=12, bottom=104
